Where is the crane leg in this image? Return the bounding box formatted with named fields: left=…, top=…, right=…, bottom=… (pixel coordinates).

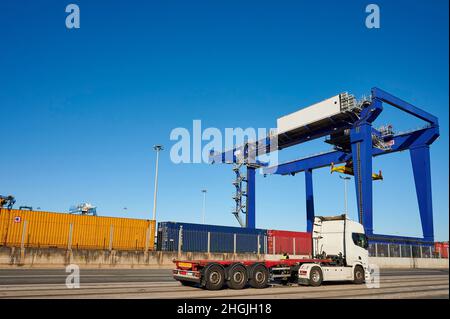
left=350, top=123, right=374, bottom=235
left=410, top=145, right=434, bottom=242
left=305, top=169, right=315, bottom=233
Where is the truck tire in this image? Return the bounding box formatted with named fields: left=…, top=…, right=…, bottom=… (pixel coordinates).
left=309, top=266, right=323, bottom=287
left=227, top=264, right=248, bottom=290
left=248, top=264, right=269, bottom=289
left=353, top=265, right=365, bottom=284
left=203, top=264, right=225, bottom=290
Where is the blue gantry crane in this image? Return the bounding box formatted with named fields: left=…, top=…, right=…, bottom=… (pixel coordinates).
left=210, top=88, right=439, bottom=245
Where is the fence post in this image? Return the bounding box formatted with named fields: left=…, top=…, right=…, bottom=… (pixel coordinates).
left=20, top=220, right=28, bottom=250
left=178, top=226, right=183, bottom=257
left=257, top=235, right=260, bottom=255
left=410, top=245, right=413, bottom=258
left=429, top=246, right=432, bottom=259
left=233, top=233, right=236, bottom=254
left=420, top=245, right=423, bottom=258
left=387, top=243, right=390, bottom=258
left=144, top=225, right=151, bottom=253
left=67, top=223, right=73, bottom=250
left=109, top=225, right=114, bottom=252
left=264, top=235, right=267, bottom=254
left=207, top=232, right=210, bottom=255
left=399, top=244, right=402, bottom=258
left=293, top=238, right=296, bottom=255
left=375, top=243, right=378, bottom=257
left=20, top=220, right=28, bottom=263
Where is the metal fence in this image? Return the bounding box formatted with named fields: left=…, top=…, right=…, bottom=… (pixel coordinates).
left=368, top=243, right=448, bottom=259
left=173, top=228, right=449, bottom=259
left=163, top=228, right=266, bottom=254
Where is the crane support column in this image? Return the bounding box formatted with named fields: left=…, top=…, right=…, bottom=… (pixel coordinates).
left=305, top=169, right=315, bottom=233
left=350, top=123, right=374, bottom=235
left=246, top=167, right=256, bottom=229
left=410, top=145, right=434, bottom=242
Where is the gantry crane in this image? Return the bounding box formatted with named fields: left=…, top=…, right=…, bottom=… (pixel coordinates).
left=210, top=88, right=439, bottom=245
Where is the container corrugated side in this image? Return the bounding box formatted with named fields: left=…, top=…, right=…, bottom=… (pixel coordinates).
left=267, top=230, right=312, bottom=255
left=157, top=221, right=267, bottom=253
left=0, top=209, right=11, bottom=245
left=0, top=208, right=155, bottom=251
left=434, top=242, right=449, bottom=258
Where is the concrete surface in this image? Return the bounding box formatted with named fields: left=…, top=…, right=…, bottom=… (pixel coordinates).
left=1, top=247, right=448, bottom=269
left=370, top=257, right=449, bottom=269
left=0, top=247, right=264, bottom=269
left=0, top=268, right=447, bottom=299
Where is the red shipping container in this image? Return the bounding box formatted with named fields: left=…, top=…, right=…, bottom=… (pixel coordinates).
left=434, top=242, right=449, bottom=258
left=267, top=230, right=312, bottom=256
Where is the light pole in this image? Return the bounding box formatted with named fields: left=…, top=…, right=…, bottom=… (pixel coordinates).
left=152, top=145, right=164, bottom=221
left=339, top=175, right=351, bottom=216
left=201, top=189, right=207, bottom=224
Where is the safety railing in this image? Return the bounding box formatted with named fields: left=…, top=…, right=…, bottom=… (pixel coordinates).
left=160, top=228, right=265, bottom=254
left=368, top=243, right=448, bottom=259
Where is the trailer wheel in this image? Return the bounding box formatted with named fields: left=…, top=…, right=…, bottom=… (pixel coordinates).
left=353, top=265, right=365, bottom=284
left=248, top=264, right=269, bottom=289
left=227, top=264, right=248, bottom=290
left=203, top=264, right=225, bottom=290
left=309, top=266, right=323, bottom=287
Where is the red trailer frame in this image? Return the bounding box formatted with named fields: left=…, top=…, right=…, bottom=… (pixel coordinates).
left=172, top=258, right=332, bottom=290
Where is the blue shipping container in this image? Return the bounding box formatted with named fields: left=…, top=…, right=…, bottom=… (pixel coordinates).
left=157, top=221, right=267, bottom=254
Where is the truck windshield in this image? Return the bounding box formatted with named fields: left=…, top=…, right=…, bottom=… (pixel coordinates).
left=352, top=233, right=369, bottom=249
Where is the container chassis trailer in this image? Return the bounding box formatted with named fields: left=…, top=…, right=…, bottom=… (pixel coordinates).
left=172, top=258, right=367, bottom=290
left=172, top=215, right=370, bottom=290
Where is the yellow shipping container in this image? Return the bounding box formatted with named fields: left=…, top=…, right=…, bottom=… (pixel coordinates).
left=0, top=208, right=155, bottom=251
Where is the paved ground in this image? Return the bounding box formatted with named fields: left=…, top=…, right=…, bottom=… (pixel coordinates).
left=0, top=268, right=447, bottom=299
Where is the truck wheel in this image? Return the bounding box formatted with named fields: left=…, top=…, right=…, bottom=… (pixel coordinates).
left=353, top=266, right=365, bottom=284
left=309, top=266, right=323, bottom=287
left=204, top=264, right=225, bottom=290
left=227, top=264, right=248, bottom=290
left=249, top=264, right=269, bottom=289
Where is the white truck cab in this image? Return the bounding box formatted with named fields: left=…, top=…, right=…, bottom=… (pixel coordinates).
left=298, top=214, right=370, bottom=286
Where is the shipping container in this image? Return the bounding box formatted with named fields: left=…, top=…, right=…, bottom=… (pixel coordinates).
left=0, top=208, right=155, bottom=251
left=157, top=221, right=267, bottom=254
left=267, top=230, right=312, bottom=256
left=434, top=242, right=449, bottom=258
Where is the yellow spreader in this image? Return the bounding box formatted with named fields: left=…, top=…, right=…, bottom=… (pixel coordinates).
left=331, top=162, right=383, bottom=181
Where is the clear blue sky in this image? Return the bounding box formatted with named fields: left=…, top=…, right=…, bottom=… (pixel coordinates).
left=0, top=0, right=448, bottom=240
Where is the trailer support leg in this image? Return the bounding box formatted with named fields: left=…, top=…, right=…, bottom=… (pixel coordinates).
left=305, top=169, right=315, bottom=233
left=410, top=145, right=434, bottom=242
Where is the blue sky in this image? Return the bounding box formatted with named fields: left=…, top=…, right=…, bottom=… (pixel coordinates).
left=0, top=0, right=448, bottom=240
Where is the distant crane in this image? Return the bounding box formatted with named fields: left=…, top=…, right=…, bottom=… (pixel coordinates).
left=0, top=195, right=15, bottom=209
left=69, top=203, right=97, bottom=216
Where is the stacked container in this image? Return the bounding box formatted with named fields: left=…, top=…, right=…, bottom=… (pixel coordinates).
left=267, top=230, right=312, bottom=256
left=434, top=242, right=449, bottom=258
left=157, top=221, right=267, bottom=254
left=0, top=208, right=155, bottom=251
